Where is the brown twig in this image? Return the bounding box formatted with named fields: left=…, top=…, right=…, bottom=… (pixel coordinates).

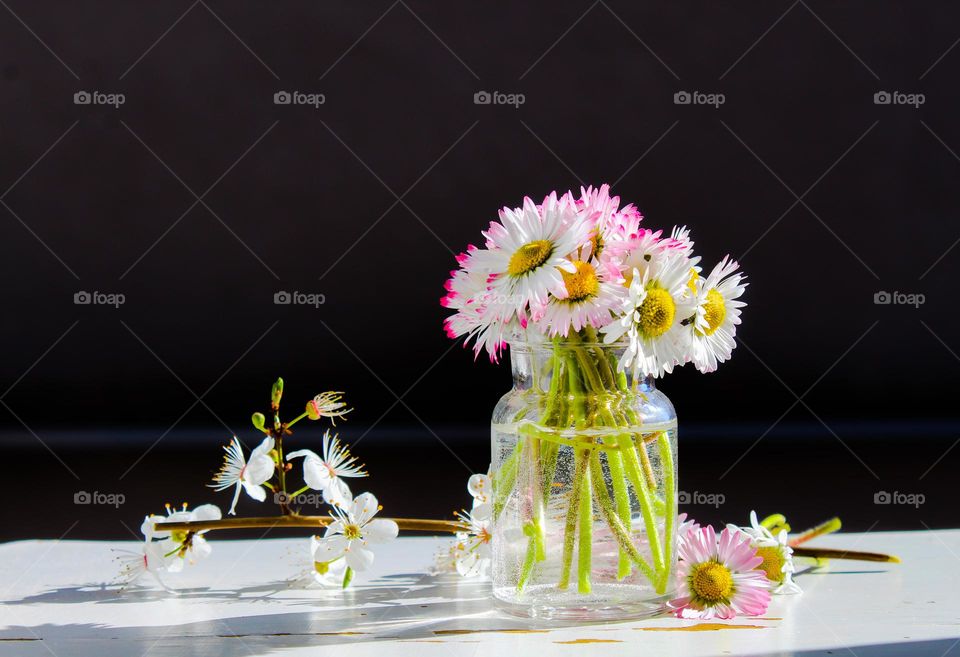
left=156, top=515, right=468, bottom=534
left=792, top=546, right=900, bottom=563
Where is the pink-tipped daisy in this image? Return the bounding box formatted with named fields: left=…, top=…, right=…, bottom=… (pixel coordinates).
left=475, top=191, right=590, bottom=313
left=576, top=184, right=647, bottom=253
left=441, top=244, right=524, bottom=363
left=670, top=526, right=772, bottom=620
left=535, top=256, right=625, bottom=337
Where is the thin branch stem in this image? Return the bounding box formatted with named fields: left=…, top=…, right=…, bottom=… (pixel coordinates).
left=155, top=515, right=468, bottom=534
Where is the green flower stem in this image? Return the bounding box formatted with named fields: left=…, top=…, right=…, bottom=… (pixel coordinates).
left=569, top=334, right=663, bottom=589
left=290, top=485, right=311, bottom=498
left=284, top=411, right=309, bottom=430
left=588, top=450, right=657, bottom=584
left=516, top=523, right=539, bottom=593
left=558, top=447, right=589, bottom=590
left=342, top=566, right=354, bottom=589
left=620, top=438, right=665, bottom=586
left=493, top=445, right=521, bottom=519
left=606, top=446, right=632, bottom=580
left=577, top=462, right=593, bottom=594
left=656, top=431, right=676, bottom=593
left=607, top=351, right=662, bottom=505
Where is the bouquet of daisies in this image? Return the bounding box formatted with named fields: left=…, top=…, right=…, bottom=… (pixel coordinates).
left=442, top=184, right=747, bottom=597
left=442, top=183, right=746, bottom=374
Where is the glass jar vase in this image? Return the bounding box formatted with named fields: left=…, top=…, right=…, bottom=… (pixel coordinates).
left=490, top=334, right=678, bottom=620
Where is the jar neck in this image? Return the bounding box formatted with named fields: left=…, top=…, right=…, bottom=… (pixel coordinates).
left=508, top=340, right=655, bottom=394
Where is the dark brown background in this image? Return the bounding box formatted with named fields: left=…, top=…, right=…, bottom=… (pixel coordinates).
left=1, top=1, right=957, bottom=539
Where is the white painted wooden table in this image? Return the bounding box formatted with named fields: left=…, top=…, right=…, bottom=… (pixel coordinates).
left=1, top=531, right=958, bottom=657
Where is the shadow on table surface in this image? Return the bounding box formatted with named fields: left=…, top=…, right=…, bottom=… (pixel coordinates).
left=2, top=571, right=957, bottom=656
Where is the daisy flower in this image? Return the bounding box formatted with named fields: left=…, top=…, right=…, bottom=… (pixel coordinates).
left=536, top=256, right=625, bottom=337
left=476, top=191, right=590, bottom=313
left=728, top=511, right=801, bottom=595
left=306, top=391, right=352, bottom=424
left=313, top=492, right=399, bottom=571
left=209, top=436, right=275, bottom=515
left=676, top=512, right=702, bottom=550
left=670, top=526, right=772, bottom=619
left=689, top=256, right=747, bottom=373
left=150, top=503, right=222, bottom=571
left=454, top=508, right=492, bottom=577
left=287, top=430, right=367, bottom=508
left=601, top=248, right=696, bottom=377
left=576, top=184, right=646, bottom=252
left=441, top=246, right=521, bottom=363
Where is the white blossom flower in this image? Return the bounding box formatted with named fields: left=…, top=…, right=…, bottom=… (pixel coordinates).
left=150, top=503, right=222, bottom=572
left=430, top=540, right=461, bottom=575
left=306, top=392, right=352, bottom=424
left=454, top=508, right=492, bottom=578
left=467, top=471, right=492, bottom=517
left=114, top=519, right=177, bottom=591
left=313, top=492, right=398, bottom=571
left=209, top=436, right=275, bottom=515
left=287, top=431, right=367, bottom=507
left=288, top=536, right=349, bottom=588
left=727, top=511, right=801, bottom=595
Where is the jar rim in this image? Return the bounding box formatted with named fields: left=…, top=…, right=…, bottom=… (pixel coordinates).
left=506, top=338, right=631, bottom=349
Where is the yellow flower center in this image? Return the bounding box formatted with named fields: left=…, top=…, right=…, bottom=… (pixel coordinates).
left=343, top=524, right=361, bottom=540
left=561, top=260, right=600, bottom=302
left=700, top=288, right=726, bottom=336
left=171, top=530, right=188, bottom=545
left=638, top=286, right=676, bottom=338
left=755, top=545, right=786, bottom=583
left=314, top=561, right=331, bottom=575
left=690, top=561, right=734, bottom=603
left=507, top=240, right=553, bottom=276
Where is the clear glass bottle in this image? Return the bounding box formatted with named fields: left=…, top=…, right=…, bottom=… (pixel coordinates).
left=490, top=336, right=678, bottom=620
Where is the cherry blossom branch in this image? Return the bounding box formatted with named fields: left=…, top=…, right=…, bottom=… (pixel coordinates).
left=155, top=515, right=468, bottom=534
